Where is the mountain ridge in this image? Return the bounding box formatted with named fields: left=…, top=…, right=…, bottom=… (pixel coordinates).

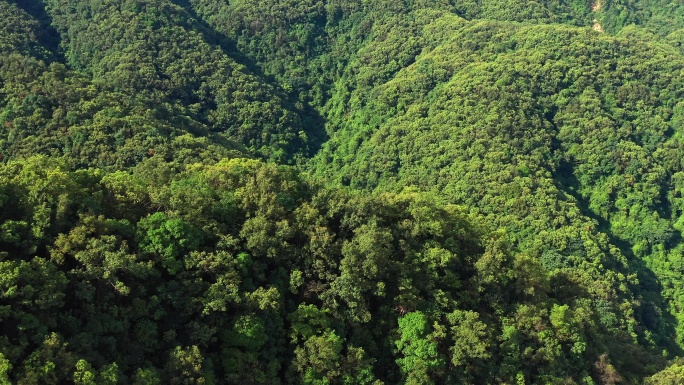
left=3, top=0, right=684, bottom=383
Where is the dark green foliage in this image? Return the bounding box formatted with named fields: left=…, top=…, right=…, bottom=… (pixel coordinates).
left=0, top=0, right=323, bottom=166
left=5, top=0, right=684, bottom=383
left=307, top=12, right=684, bottom=383
left=0, top=156, right=650, bottom=384
left=137, top=213, right=202, bottom=275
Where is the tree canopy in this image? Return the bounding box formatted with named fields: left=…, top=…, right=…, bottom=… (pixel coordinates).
left=4, top=0, right=684, bottom=383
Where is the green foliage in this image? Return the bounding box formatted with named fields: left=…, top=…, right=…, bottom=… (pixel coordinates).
left=133, top=368, right=162, bottom=385
left=0, top=156, right=630, bottom=384
left=5, top=0, right=684, bottom=383
left=137, top=212, right=202, bottom=274
left=73, top=360, right=118, bottom=385
left=0, top=0, right=322, bottom=166
left=395, top=311, right=445, bottom=384
left=295, top=331, right=344, bottom=384
left=0, top=353, right=10, bottom=385
left=0, top=157, right=498, bottom=383
left=447, top=310, right=491, bottom=380
left=645, top=359, right=684, bottom=384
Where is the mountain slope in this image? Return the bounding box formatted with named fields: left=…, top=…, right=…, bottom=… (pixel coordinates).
left=3, top=0, right=684, bottom=384
left=1, top=0, right=326, bottom=167
left=307, top=13, right=684, bottom=378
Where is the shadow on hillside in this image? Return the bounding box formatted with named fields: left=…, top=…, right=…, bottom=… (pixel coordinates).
left=554, top=156, right=682, bottom=360
left=168, top=0, right=329, bottom=161
left=12, top=0, right=65, bottom=62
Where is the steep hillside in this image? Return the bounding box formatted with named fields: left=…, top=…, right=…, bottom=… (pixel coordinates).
left=3, top=0, right=684, bottom=384
left=1, top=0, right=324, bottom=167
left=308, top=12, right=684, bottom=381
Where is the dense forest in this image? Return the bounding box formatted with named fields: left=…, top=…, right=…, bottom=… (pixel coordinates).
left=5, top=0, right=684, bottom=383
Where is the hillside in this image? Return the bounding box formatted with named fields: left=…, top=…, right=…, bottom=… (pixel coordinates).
left=3, top=0, right=684, bottom=384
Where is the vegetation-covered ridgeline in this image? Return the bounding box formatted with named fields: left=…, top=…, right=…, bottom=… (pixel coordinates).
left=5, top=0, right=684, bottom=383
left=0, top=156, right=669, bottom=384
left=1, top=0, right=327, bottom=167
left=0, top=156, right=509, bottom=384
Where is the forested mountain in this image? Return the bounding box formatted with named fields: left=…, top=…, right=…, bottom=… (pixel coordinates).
left=4, top=0, right=684, bottom=384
